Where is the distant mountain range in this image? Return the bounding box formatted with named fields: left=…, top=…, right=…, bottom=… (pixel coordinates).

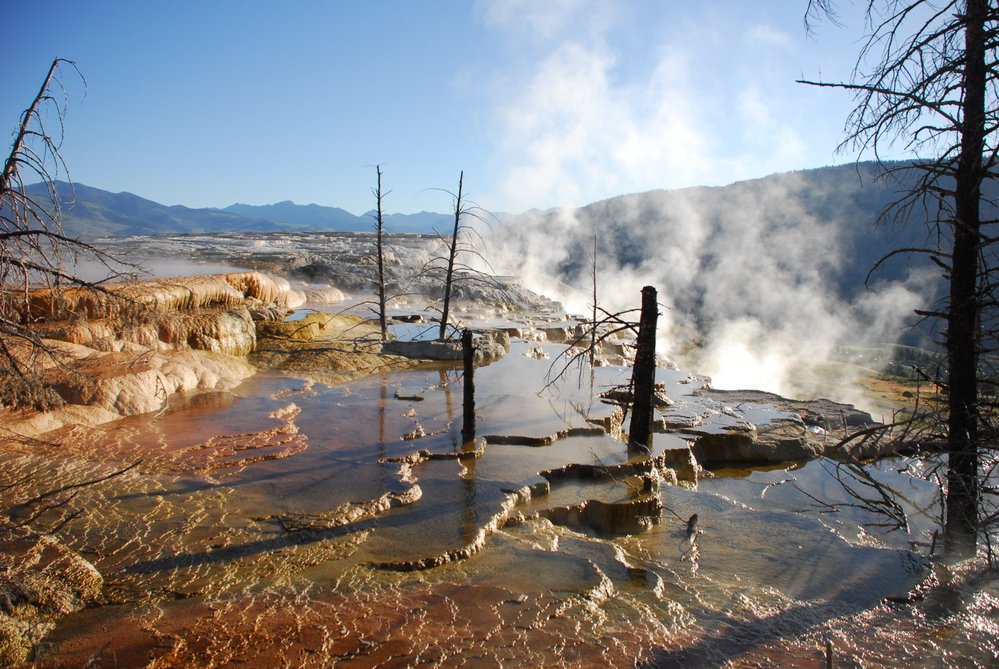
left=29, top=162, right=995, bottom=245
left=223, top=201, right=452, bottom=235
left=25, top=164, right=996, bottom=355
left=24, top=181, right=452, bottom=237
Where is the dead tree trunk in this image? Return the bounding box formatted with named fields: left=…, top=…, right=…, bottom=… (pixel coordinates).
left=629, top=286, right=658, bottom=453
left=803, top=0, right=993, bottom=560
left=439, top=171, right=464, bottom=340
left=944, top=0, right=986, bottom=558
left=373, top=165, right=388, bottom=340
left=590, top=235, right=598, bottom=368
left=461, top=328, right=475, bottom=444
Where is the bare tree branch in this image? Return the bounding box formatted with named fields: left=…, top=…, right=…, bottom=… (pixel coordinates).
left=0, top=59, right=137, bottom=409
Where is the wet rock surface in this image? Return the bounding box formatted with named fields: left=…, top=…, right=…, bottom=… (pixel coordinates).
left=695, top=388, right=875, bottom=430
left=691, top=387, right=889, bottom=464
left=689, top=420, right=820, bottom=466
left=2, top=271, right=302, bottom=438
left=0, top=527, right=103, bottom=665
left=383, top=328, right=512, bottom=364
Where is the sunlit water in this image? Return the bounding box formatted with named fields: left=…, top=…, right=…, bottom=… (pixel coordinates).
left=3, top=330, right=997, bottom=667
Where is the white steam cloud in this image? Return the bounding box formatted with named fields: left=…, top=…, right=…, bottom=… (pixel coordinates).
left=480, top=172, right=939, bottom=414
left=475, top=1, right=831, bottom=214
left=473, top=1, right=927, bottom=412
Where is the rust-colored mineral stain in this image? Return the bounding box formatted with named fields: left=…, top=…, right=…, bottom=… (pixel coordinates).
left=41, top=581, right=665, bottom=668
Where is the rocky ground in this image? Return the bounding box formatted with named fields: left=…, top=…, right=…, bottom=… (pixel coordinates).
left=96, top=231, right=553, bottom=313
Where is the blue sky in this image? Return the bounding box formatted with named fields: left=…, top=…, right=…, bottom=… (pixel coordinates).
left=2, top=0, right=872, bottom=215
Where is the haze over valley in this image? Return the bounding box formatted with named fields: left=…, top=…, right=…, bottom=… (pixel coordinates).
left=57, top=160, right=965, bottom=412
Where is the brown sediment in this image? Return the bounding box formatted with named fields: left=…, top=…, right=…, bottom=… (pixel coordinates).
left=586, top=403, right=625, bottom=437
left=0, top=348, right=256, bottom=439
left=4, top=288, right=969, bottom=667
left=250, top=312, right=421, bottom=386
left=19, top=271, right=304, bottom=322
left=540, top=449, right=698, bottom=485
left=367, top=440, right=683, bottom=570
left=530, top=456, right=675, bottom=536
left=345, top=374, right=697, bottom=570
left=539, top=496, right=664, bottom=536
left=33, top=575, right=674, bottom=668
left=380, top=442, right=486, bottom=467
left=2, top=272, right=308, bottom=438
left=371, top=489, right=521, bottom=571
left=36, top=556, right=992, bottom=669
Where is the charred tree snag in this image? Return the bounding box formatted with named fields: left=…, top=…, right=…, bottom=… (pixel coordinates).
left=629, top=286, right=658, bottom=453
left=439, top=172, right=464, bottom=340
left=461, top=328, right=476, bottom=444
left=590, top=235, right=598, bottom=369
left=942, top=0, right=986, bottom=558
left=372, top=164, right=389, bottom=340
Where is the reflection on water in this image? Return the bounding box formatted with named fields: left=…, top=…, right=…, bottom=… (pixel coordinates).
left=388, top=321, right=441, bottom=341
left=700, top=457, right=944, bottom=550
left=4, top=333, right=996, bottom=667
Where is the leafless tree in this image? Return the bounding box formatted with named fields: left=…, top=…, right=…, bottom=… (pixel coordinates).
left=590, top=235, right=598, bottom=368
left=1, top=58, right=132, bottom=410
left=543, top=285, right=667, bottom=454
left=419, top=171, right=496, bottom=340
left=803, top=0, right=999, bottom=557
left=438, top=171, right=466, bottom=340
left=370, top=164, right=389, bottom=340
left=543, top=234, right=642, bottom=388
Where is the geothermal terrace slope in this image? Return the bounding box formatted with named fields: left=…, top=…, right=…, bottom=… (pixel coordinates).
left=2, top=272, right=305, bottom=436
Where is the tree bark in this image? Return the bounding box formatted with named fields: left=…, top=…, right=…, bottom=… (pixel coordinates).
left=461, top=328, right=475, bottom=444
left=374, top=165, right=387, bottom=340
left=629, top=286, right=658, bottom=452
left=439, top=171, right=463, bottom=340
left=943, top=0, right=985, bottom=558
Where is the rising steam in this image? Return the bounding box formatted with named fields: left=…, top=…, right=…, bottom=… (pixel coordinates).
left=481, top=168, right=940, bottom=413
